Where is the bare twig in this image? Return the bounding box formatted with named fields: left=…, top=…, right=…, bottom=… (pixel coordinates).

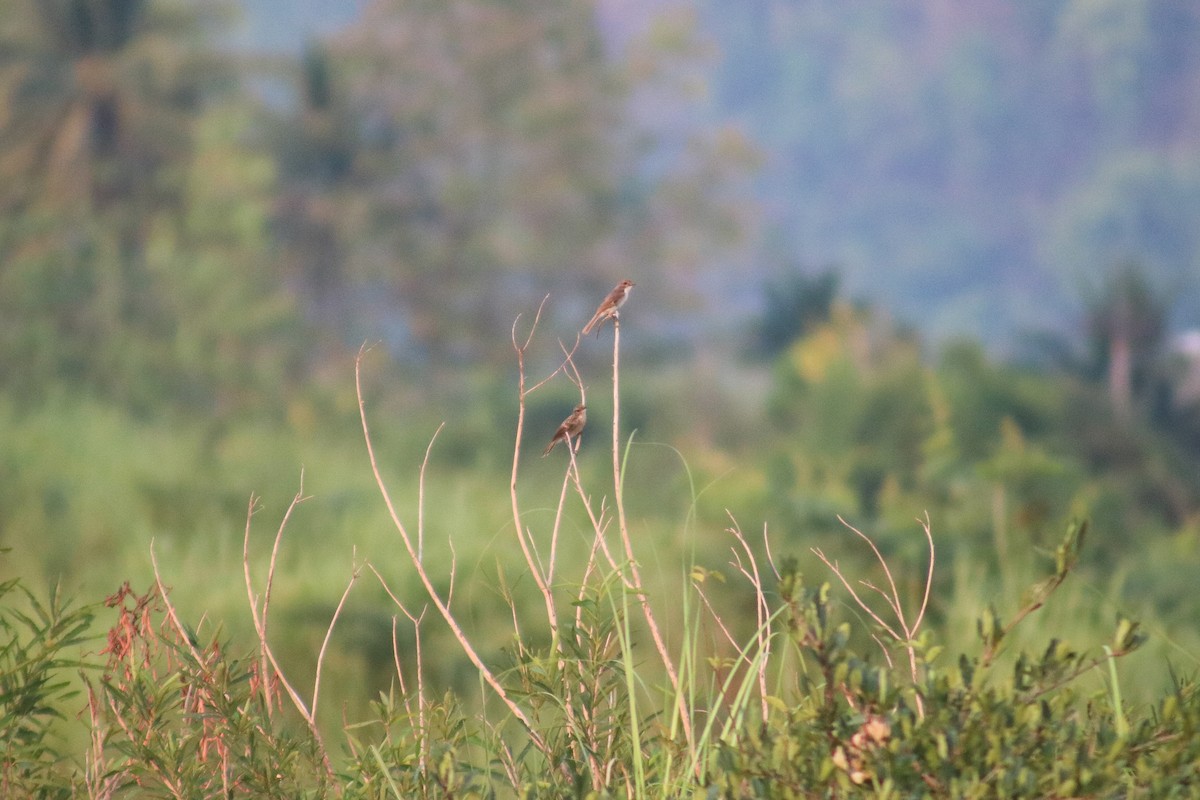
left=508, top=300, right=565, bottom=649
left=233, top=495, right=338, bottom=780
left=508, top=311, right=609, bottom=788
left=379, top=574, right=429, bottom=777
left=548, top=339, right=588, bottom=580
left=356, top=344, right=552, bottom=758
left=812, top=515, right=935, bottom=718
left=241, top=482, right=309, bottom=714
left=418, top=425, right=445, bottom=563
left=762, top=522, right=782, bottom=581
left=727, top=517, right=771, bottom=723
left=311, top=555, right=362, bottom=719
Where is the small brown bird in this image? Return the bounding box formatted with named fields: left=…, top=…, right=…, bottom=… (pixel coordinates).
left=582, top=279, right=635, bottom=335
left=543, top=404, right=587, bottom=455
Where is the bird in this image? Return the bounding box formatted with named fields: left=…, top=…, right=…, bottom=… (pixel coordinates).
left=543, top=404, right=587, bottom=456
left=582, top=279, right=635, bottom=335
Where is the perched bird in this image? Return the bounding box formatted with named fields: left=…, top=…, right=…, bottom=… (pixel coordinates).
left=543, top=404, right=587, bottom=456
left=582, top=279, right=635, bottom=335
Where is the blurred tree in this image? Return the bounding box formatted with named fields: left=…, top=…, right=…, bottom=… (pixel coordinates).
left=756, top=268, right=839, bottom=357
left=0, top=0, right=232, bottom=221
left=1047, top=151, right=1200, bottom=328
left=766, top=302, right=930, bottom=515
left=0, top=0, right=301, bottom=415
left=140, top=106, right=303, bottom=416
left=319, top=0, right=625, bottom=359
left=282, top=0, right=754, bottom=363
left=936, top=341, right=1063, bottom=461
left=270, top=42, right=360, bottom=329
left=1084, top=263, right=1166, bottom=419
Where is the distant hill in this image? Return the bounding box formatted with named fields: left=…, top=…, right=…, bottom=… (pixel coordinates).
left=694, top=1, right=1200, bottom=347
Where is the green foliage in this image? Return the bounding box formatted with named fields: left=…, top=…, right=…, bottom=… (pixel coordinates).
left=5, top=512, right=1200, bottom=797
left=753, top=302, right=1200, bottom=574
left=0, top=0, right=306, bottom=417
left=702, top=532, right=1197, bottom=799
left=0, top=569, right=93, bottom=798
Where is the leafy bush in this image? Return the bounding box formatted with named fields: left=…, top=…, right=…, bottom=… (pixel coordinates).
left=0, top=571, right=93, bottom=798
left=6, top=513, right=1198, bottom=798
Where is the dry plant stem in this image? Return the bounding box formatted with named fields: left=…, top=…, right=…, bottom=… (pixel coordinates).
left=691, top=578, right=739, bottom=649
left=568, top=467, right=621, bottom=574
left=418, top=425, right=445, bottom=563
left=241, top=494, right=300, bottom=708
left=610, top=319, right=633, bottom=575
left=356, top=346, right=551, bottom=758
left=149, top=543, right=209, bottom=668
left=690, top=522, right=773, bottom=725
left=252, top=481, right=308, bottom=713
left=389, top=618, right=412, bottom=715
left=762, top=523, right=782, bottom=581
left=85, top=685, right=123, bottom=799
left=484, top=718, right=522, bottom=789
left=234, top=503, right=339, bottom=779
left=550, top=456, right=574, bottom=584
left=508, top=308, right=596, bottom=788
left=390, top=599, right=429, bottom=777
left=726, top=518, right=772, bottom=722
left=560, top=441, right=610, bottom=792
left=507, top=302, right=565, bottom=650
left=156, top=537, right=336, bottom=785
left=311, top=558, right=362, bottom=719
left=609, top=318, right=694, bottom=750
left=548, top=340, right=588, bottom=581
left=505, top=310, right=599, bottom=785
left=573, top=466, right=607, bottom=634
left=812, top=514, right=935, bottom=719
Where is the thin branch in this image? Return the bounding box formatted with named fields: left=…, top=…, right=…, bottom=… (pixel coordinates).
left=311, top=554, right=362, bottom=719
left=508, top=300, right=563, bottom=649
left=813, top=515, right=937, bottom=719
left=762, top=523, right=781, bottom=581
left=233, top=503, right=336, bottom=778
left=356, top=344, right=552, bottom=757
left=418, top=424, right=445, bottom=563
left=692, top=577, right=738, bottom=647
left=812, top=548, right=904, bottom=642
left=912, top=512, right=936, bottom=634
left=839, top=515, right=907, bottom=631
left=149, top=543, right=206, bottom=667
left=727, top=517, right=771, bottom=722
left=387, top=588, right=429, bottom=777
left=266, top=475, right=308, bottom=626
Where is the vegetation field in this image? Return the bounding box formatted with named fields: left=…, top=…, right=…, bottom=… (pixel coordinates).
left=3, top=1, right=1200, bottom=797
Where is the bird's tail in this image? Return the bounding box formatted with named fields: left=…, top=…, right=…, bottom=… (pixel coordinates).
left=582, top=312, right=607, bottom=336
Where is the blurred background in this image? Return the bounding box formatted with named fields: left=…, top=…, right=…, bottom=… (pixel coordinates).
left=3, top=0, right=1200, bottom=727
